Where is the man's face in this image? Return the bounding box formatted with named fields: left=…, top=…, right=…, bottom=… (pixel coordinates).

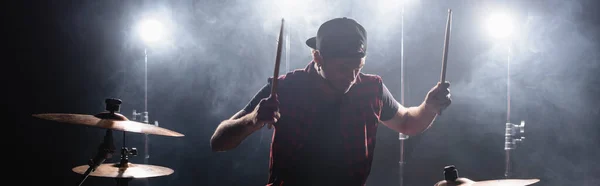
left=321, top=57, right=365, bottom=93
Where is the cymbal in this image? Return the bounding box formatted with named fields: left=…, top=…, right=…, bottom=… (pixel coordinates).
left=32, top=113, right=184, bottom=137
left=72, top=163, right=173, bottom=178
left=435, top=178, right=540, bottom=186
left=473, top=179, right=540, bottom=186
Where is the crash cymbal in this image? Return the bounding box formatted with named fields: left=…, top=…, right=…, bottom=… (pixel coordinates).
left=473, top=179, right=540, bottom=186
left=32, top=113, right=184, bottom=137
left=72, top=163, right=173, bottom=178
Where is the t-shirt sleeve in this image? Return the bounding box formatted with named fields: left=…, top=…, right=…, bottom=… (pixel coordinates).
left=380, top=82, right=400, bottom=121
left=242, top=83, right=272, bottom=113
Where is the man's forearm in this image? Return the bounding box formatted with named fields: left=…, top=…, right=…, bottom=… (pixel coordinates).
left=210, top=113, right=258, bottom=152
left=403, top=103, right=438, bottom=135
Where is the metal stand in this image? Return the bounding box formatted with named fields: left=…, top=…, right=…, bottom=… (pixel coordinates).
left=131, top=48, right=159, bottom=186
left=503, top=46, right=526, bottom=178
left=77, top=129, right=116, bottom=186
left=111, top=98, right=139, bottom=186
left=132, top=48, right=159, bottom=165
left=398, top=4, right=409, bottom=186
left=132, top=109, right=157, bottom=165
left=399, top=134, right=408, bottom=186
left=504, top=121, right=525, bottom=178
left=114, top=142, right=138, bottom=186
left=77, top=98, right=122, bottom=186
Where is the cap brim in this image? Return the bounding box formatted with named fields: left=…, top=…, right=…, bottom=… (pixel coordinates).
left=305, top=37, right=316, bottom=49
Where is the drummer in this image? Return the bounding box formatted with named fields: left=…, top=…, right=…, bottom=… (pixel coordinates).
left=210, top=17, right=452, bottom=186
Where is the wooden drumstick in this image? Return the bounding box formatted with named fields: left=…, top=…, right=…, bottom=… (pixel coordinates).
left=439, top=9, right=452, bottom=115
left=271, top=18, right=285, bottom=97
left=440, top=9, right=452, bottom=84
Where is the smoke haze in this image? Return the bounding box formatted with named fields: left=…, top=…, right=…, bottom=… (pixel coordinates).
left=16, top=0, right=599, bottom=186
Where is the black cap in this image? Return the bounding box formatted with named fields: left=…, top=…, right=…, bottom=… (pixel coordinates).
left=305, top=17, right=367, bottom=58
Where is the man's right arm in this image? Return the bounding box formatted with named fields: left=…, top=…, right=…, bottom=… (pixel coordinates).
left=210, top=110, right=259, bottom=152
left=210, top=84, right=271, bottom=152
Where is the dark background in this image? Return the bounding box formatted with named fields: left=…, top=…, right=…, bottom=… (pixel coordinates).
left=11, top=0, right=599, bottom=186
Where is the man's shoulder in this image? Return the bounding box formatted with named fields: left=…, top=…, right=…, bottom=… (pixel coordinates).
left=359, top=72, right=382, bottom=78
left=358, top=72, right=383, bottom=83
left=268, top=68, right=309, bottom=83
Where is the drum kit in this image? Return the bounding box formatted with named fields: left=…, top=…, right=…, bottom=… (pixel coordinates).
left=31, top=98, right=541, bottom=186
left=31, top=99, right=541, bottom=186
left=32, top=98, right=184, bottom=186
left=30, top=11, right=540, bottom=186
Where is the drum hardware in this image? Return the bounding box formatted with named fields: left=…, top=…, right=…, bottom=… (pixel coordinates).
left=434, top=165, right=539, bottom=186
left=505, top=121, right=526, bottom=178
left=32, top=98, right=181, bottom=186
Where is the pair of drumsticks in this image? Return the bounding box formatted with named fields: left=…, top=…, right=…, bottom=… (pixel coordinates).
left=270, top=10, right=452, bottom=113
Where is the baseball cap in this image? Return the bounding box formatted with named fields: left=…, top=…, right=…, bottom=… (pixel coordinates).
left=305, top=17, right=367, bottom=58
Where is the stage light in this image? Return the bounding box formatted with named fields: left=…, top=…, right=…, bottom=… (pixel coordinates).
left=487, top=13, right=513, bottom=39
left=137, top=19, right=164, bottom=44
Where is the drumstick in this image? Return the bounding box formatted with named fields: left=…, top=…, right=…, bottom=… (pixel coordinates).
left=271, top=18, right=285, bottom=97
left=439, top=9, right=452, bottom=115
left=440, top=9, right=452, bottom=83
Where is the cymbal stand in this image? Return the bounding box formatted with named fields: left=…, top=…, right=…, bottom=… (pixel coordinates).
left=77, top=99, right=122, bottom=186
left=104, top=98, right=138, bottom=186
left=77, top=129, right=116, bottom=186
left=114, top=131, right=138, bottom=186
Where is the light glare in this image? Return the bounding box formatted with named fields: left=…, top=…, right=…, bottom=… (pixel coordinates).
left=138, top=19, right=164, bottom=44
left=487, top=13, right=513, bottom=39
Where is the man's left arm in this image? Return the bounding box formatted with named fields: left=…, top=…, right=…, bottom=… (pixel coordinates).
left=380, top=81, right=451, bottom=136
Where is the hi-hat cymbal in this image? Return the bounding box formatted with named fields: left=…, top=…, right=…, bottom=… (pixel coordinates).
left=32, top=113, right=184, bottom=137
left=72, top=163, right=173, bottom=178
left=473, top=179, right=540, bottom=186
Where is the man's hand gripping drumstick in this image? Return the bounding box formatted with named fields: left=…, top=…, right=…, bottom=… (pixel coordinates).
left=209, top=20, right=284, bottom=151
left=423, top=9, right=452, bottom=116
left=252, top=19, right=284, bottom=130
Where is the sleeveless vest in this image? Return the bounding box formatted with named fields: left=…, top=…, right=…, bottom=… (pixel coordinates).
left=266, top=62, right=383, bottom=186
